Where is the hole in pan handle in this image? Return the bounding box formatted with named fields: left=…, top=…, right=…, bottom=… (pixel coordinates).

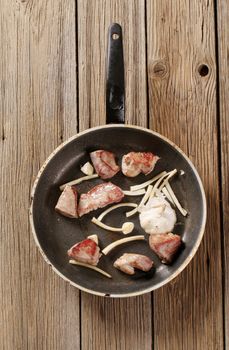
left=106, top=23, right=125, bottom=124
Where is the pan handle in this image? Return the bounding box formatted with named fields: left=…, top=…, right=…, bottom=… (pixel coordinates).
left=106, top=23, right=125, bottom=124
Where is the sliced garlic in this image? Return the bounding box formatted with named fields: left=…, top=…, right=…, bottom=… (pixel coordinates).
left=158, top=169, right=177, bottom=192
left=150, top=170, right=177, bottom=198
left=130, top=171, right=167, bottom=191
left=126, top=185, right=153, bottom=217
left=123, top=189, right=146, bottom=196
left=161, top=187, right=175, bottom=205
left=165, top=182, right=188, bottom=216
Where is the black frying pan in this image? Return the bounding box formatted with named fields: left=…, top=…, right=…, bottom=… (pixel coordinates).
left=30, top=24, right=206, bottom=297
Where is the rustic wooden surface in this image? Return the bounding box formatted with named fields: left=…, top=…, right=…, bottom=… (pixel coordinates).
left=0, top=0, right=228, bottom=349
left=217, top=0, right=229, bottom=347
left=0, top=1, right=80, bottom=350
left=147, top=1, right=224, bottom=349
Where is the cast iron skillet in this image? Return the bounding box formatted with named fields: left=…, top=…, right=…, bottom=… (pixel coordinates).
left=30, top=24, right=206, bottom=297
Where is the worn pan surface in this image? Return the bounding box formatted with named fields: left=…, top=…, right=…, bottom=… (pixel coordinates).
left=30, top=24, right=206, bottom=297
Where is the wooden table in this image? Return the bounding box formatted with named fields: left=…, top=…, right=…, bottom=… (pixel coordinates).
left=1, top=1, right=228, bottom=349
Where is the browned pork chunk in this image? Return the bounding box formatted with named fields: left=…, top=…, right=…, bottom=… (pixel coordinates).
left=90, top=150, right=120, bottom=179
left=149, top=233, right=182, bottom=264
left=122, top=152, right=159, bottom=177
left=55, top=185, right=78, bottom=218
left=78, top=182, right=124, bottom=217
left=113, top=253, right=154, bottom=275
left=68, top=236, right=101, bottom=266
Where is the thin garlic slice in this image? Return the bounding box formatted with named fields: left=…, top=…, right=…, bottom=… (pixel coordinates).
left=69, top=260, right=112, bottom=278
left=123, top=189, right=146, bottom=196
left=158, top=169, right=177, bottom=192
left=161, top=187, right=175, bottom=205
left=60, top=174, right=98, bottom=191
left=102, top=235, right=145, bottom=255
left=149, top=170, right=176, bottom=198
left=165, top=182, right=187, bottom=216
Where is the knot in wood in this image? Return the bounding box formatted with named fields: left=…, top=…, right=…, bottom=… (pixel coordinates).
left=150, top=61, right=168, bottom=79
left=197, top=64, right=209, bottom=77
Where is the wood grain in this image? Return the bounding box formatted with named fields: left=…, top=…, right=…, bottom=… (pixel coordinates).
left=77, top=1, right=152, bottom=349
left=146, top=0, right=224, bottom=349
left=217, top=0, right=229, bottom=346
left=0, top=1, right=80, bottom=349
left=78, top=0, right=147, bottom=130
left=0, top=0, right=227, bottom=349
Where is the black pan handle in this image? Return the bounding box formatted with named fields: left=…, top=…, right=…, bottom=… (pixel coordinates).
left=106, top=23, right=125, bottom=124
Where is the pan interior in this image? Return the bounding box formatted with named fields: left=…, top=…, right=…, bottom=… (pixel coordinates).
left=32, top=126, right=205, bottom=296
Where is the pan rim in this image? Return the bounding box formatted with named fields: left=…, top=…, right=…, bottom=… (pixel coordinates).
left=30, top=124, right=207, bottom=297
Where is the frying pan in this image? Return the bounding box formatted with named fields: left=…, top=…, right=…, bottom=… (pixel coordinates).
left=30, top=24, right=206, bottom=297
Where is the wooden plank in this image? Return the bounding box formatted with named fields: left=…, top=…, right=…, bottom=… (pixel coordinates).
left=81, top=295, right=152, bottom=350
left=146, top=1, right=224, bottom=349
left=0, top=1, right=80, bottom=349
left=217, top=0, right=229, bottom=346
left=77, top=1, right=152, bottom=349
left=78, top=0, right=147, bottom=130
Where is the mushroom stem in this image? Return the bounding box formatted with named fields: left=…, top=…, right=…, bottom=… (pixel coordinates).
left=60, top=174, right=99, bottom=191
left=69, top=260, right=112, bottom=278
left=102, top=235, right=145, bottom=255
left=91, top=217, right=134, bottom=235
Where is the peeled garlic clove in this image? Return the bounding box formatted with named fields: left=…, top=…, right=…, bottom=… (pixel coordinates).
left=81, top=162, right=94, bottom=176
